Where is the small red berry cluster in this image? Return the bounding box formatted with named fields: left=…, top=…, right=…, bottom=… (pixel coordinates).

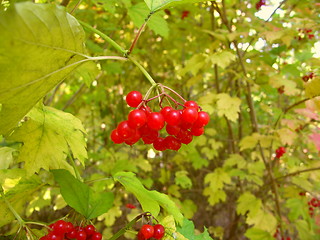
left=40, top=220, right=102, bottom=240
left=137, top=224, right=165, bottom=240
left=110, top=88, right=210, bottom=151
left=273, top=228, right=291, bottom=240
left=308, top=197, right=320, bottom=217
left=302, top=72, right=315, bottom=82
left=255, top=0, right=266, bottom=10
left=275, top=146, right=286, bottom=158
left=295, top=28, right=315, bottom=41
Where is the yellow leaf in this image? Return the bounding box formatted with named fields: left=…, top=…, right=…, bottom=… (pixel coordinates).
left=216, top=93, right=241, bottom=122
left=208, top=51, right=236, bottom=69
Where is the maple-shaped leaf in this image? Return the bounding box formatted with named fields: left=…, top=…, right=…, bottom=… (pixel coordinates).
left=246, top=209, right=277, bottom=233
left=8, top=104, right=87, bottom=175
left=216, top=93, right=241, bottom=122
left=237, top=192, right=262, bottom=217
left=277, top=128, right=298, bottom=146
left=204, top=168, right=231, bottom=191
left=0, top=2, right=86, bottom=135
left=177, top=218, right=213, bottom=240
left=208, top=51, right=236, bottom=69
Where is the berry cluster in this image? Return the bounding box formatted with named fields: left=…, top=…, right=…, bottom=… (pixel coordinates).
left=137, top=224, right=165, bottom=240
left=308, top=197, right=320, bottom=217
left=40, top=220, right=102, bottom=240
left=295, top=28, right=315, bottom=41
left=110, top=88, right=210, bottom=151
left=273, top=228, right=291, bottom=240
left=255, top=0, right=266, bottom=10
left=302, top=72, right=315, bottom=82
left=275, top=146, right=286, bottom=158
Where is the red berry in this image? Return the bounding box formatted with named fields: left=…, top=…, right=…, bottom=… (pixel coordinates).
left=46, top=233, right=63, bottom=240
left=124, top=130, right=141, bottom=145
left=184, top=101, right=198, bottom=109
left=76, top=230, right=87, bottom=240
left=128, top=109, right=147, bottom=129
left=139, top=105, right=152, bottom=115
left=153, top=224, right=165, bottom=239
left=125, top=203, right=136, bottom=209
left=147, top=112, right=165, bottom=130
left=90, top=232, right=103, bottom=240
left=84, top=225, right=95, bottom=236
left=310, top=198, right=319, bottom=207
left=165, top=110, right=181, bottom=126
left=166, top=124, right=181, bottom=136
left=110, top=129, right=124, bottom=144
left=164, top=136, right=181, bottom=151
left=117, top=121, right=135, bottom=139
left=160, top=106, right=173, bottom=118
left=52, top=220, right=68, bottom=235
left=193, top=111, right=210, bottom=127
left=190, top=126, right=204, bottom=136
left=126, top=91, right=143, bottom=108
left=182, top=107, right=198, bottom=123
left=153, top=137, right=167, bottom=151
left=66, top=229, right=77, bottom=239
left=137, top=230, right=146, bottom=240
left=140, top=224, right=154, bottom=239
left=178, top=131, right=193, bottom=144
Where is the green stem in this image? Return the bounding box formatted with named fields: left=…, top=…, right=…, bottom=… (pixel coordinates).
left=108, top=214, right=142, bottom=240
left=78, top=20, right=127, bottom=55
left=0, top=187, right=24, bottom=224
left=128, top=56, right=157, bottom=87
left=68, top=154, right=82, bottom=181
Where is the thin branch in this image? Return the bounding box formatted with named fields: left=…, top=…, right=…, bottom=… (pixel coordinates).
left=266, top=0, right=288, bottom=22
left=60, top=0, right=70, bottom=7
left=275, top=167, right=320, bottom=181
left=62, top=83, right=86, bottom=110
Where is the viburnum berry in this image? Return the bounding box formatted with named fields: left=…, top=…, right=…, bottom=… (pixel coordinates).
left=76, top=230, right=87, bottom=240
left=140, top=224, right=154, bottom=239
left=165, top=110, right=181, bottom=126
left=147, top=112, right=165, bottom=130
left=84, top=224, right=96, bottom=236
left=90, top=232, right=103, bottom=240
left=52, top=220, right=68, bottom=235
left=153, top=224, right=165, bottom=239
left=110, top=129, right=124, bottom=144
left=160, top=106, right=173, bottom=118
left=126, top=91, right=143, bottom=108
left=182, top=107, right=198, bottom=123
left=309, top=198, right=319, bottom=207
left=128, top=109, right=147, bottom=129
left=193, top=111, right=210, bottom=128
left=275, top=146, right=286, bottom=158
left=153, top=137, right=167, bottom=151
left=117, top=121, right=135, bottom=139
left=184, top=100, right=198, bottom=109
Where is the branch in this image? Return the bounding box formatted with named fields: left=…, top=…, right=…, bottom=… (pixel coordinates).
left=275, top=167, right=320, bottom=181
left=127, top=56, right=157, bottom=87
left=60, top=0, right=70, bottom=7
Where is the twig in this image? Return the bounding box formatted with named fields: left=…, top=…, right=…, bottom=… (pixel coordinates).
left=62, top=83, right=86, bottom=110
left=275, top=167, right=320, bottom=181
left=60, top=0, right=70, bottom=7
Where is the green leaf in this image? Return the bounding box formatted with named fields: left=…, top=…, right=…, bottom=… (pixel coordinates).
left=224, top=154, right=246, bottom=169
left=216, top=93, right=241, bottom=122
left=285, top=198, right=307, bottom=221
left=8, top=104, right=87, bottom=175
left=128, top=3, right=169, bottom=38
left=177, top=218, right=213, bottom=240
left=144, top=0, right=207, bottom=12
left=245, top=228, right=274, bottom=240
left=114, top=171, right=183, bottom=225
left=208, top=51, right=236, bottom=69
left=0, top=147, right=15, bottom=169
left=179, top=54, right=206, bottom=76
left=246, top=209, right=277, bottom=233
left=237, top=192, right=262, bottom=217
left=0, top=174, right=42, bottom=227
left=204, top=168, right=231, bottom=191
left=239, top=133, right=260, bottom=151
left=295, top=219, right=316, bottom=240
left=52, top=169, right=114, bottom=219
left=203, top=188, right=226, bottom=206
left=175, top=171, right=192, bottom=189
left=0, top=2, right=86, bottom=135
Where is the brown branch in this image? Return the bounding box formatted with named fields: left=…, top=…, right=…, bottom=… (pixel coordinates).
left=60, top=0, right=70, bottom=7
left=266, top=0, right=288, bottom=22
left=62, top=83, right=86, bottom=110
left=276, top=167, right=320, bottom=181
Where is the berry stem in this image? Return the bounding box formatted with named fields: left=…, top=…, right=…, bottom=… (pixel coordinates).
left=127, top=56, right=157, bottom=87
left=68, top=153, right=82, bottom=181
left=160, top=84, right=187, bottom=103
left=128, top=12, right=153, bottom=55
left=0, top=186, right=25, bottom=225
left=107, top=213, right=147, bottom=240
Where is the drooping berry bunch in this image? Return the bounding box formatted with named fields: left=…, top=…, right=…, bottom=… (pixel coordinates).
left=137, top=224, right=165, bottom=240
left=40, top=220, right=102, bottom=240
left=110, top=85, right=210, bottom=151
left=275, top=146, right=286, bottom=158
left=255, top=0, right=266, bottom=10
left=308, top=197, right=320, bottom=217
left=295, top=28, right=315, bottom=41
left=302, top=72, right=315, bottom=82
